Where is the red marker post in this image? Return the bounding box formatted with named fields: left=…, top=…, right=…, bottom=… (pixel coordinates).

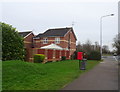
left=77, top=52, right=83, bottom=69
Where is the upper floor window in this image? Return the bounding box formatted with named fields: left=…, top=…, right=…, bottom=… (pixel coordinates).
left=55, top=38, right=60, bottom=44
left=43, top=38, right=48, bottom=44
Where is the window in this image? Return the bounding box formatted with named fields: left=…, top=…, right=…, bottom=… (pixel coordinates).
left=55, top=38, right=60, bottom=44
left=43, top=38, right=48, bottom=44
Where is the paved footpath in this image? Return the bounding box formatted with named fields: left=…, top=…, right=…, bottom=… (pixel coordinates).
left=63, top=57, right=118, bottom=90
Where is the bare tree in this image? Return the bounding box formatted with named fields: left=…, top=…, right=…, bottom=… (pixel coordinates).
left=113, top=33, right=120, bottom=55
left=80, top=40, right=92, bottom=53
left=95, top=41, right=100, bottom=51
left=102, top=45, right=109, bottom=54
left=76, top=39, right=110, bottom=54
left=76, top=41, right=82, bottom=51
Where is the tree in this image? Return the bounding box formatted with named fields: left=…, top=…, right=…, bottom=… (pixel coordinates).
left=76, top=40, right=101, bottom=54
left=76, top=40, right=101, bottom=60
left=1, top=22, right=25, bottom=61
left=113, top=33, right=120, bottom=55
left=76, top=41, right=82, bottom=51
left=94, top=41, right=100, bottom=51
left=102, top=45, right=110, bottom=54
left=82, top=40, right=92, bottom=53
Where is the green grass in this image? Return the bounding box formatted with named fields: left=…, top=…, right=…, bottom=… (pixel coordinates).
left=2, top=60, right=100, bottom=90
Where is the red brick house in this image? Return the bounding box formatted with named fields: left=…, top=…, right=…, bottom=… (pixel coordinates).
left=19, top=27, right=77, bottom=62
left=19, top=31, right=34, bottom=61
left=33, top=27, right=77, bottom=55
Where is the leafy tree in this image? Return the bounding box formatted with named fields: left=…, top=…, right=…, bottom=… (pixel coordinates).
left=1, top=22, right=25, bottom=61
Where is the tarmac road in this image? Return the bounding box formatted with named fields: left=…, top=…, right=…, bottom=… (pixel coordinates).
left=62, top=56, right=119, bottom=90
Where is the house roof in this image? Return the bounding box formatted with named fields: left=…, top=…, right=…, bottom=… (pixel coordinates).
left=34, top=27, right=77, bottom=40
left=19, top=31, right=33, bottom=38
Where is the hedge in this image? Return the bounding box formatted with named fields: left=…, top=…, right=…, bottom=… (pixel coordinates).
left=87, top=51, right=101, bottom=60
left=61, top=56, right=66, bottom=61
left=34, top=54, right=45, bottom=63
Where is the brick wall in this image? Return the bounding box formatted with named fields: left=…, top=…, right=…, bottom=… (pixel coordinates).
left=24, top=33, right=34, bottom=48
left=32, top=49, right=70, bottom=63
left=24, top=33, right=34, bottom=62
left=34, top=31, right=76, bottom=56
left=23, top=30, right=76, bottom=62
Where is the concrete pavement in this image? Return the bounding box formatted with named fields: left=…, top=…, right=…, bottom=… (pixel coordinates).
left=62, top=56, right=118, bottom=90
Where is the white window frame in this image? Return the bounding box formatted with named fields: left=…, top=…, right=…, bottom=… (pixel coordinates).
left=55, top=37, right=60, bottom=44
left=43, top=38, right=48, bottom=44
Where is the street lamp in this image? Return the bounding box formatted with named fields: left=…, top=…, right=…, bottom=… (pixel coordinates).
left=100, top=14, right=114, bottom=59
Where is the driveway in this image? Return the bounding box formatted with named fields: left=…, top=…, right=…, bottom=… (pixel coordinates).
left=62, top=56, right=118, bottom=90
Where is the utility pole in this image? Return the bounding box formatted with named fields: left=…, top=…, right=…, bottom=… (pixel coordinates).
left=100, top=14, right=114, bottom=59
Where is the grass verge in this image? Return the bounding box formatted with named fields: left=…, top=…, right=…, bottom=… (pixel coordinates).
left=2, top=60, right=100, bottom=90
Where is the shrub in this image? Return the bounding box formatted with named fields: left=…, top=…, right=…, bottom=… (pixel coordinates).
left=87, top=51, right=101, bottom=60
left=61, top=56, right=66, bottom=61
left=1, top=22, right=25, bottom=61
left=34, top=54, right=45, bottom=63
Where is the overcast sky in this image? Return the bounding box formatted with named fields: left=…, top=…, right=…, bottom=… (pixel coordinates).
left=1, top=0, right=119, bottom=51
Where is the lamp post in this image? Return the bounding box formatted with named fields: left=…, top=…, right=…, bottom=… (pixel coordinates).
left=100, top=14, right=114, bottom=59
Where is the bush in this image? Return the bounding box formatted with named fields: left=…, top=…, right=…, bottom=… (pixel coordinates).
left=70, top=54, right=75, bottom=60
left=1, top=22, right=25, bottom=61
left=34, top=54, right=45, bottom=63
left=87, top=51, right=101, bottom=60
left=61, top=56, right=66, bottom=61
